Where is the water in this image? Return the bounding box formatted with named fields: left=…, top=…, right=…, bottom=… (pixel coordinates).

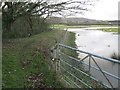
left=67, top=27, right=119, bottom=88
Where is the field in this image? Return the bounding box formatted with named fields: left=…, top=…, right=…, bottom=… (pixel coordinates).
left=100, top=28, right=119, bottom=34
left=3, top=30, right=66, bottom=88
left=3, top=23, right=118, bottom=88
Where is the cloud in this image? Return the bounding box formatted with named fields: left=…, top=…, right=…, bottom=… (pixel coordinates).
left=77, top=0, right=119, bottom=20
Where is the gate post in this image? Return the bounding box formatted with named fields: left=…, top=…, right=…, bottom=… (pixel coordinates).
left=56, top=43, right=61, bottom=73
left=50, top=43, right=60, bottom=73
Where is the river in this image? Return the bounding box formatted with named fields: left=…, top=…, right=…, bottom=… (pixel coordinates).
left=67, top=27, right=119, bottom=88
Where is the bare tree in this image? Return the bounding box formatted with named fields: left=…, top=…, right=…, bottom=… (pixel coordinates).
left=2, top=0, right=94, bottom=31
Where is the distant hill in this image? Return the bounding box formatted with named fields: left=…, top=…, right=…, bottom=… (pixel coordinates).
left=46, top=17, right=119, bottom=25
left=47, top=17, right=66, bottom=24
left=107, top=20, right=120, bottom=25
left=64, top=18, right=108, bottom=25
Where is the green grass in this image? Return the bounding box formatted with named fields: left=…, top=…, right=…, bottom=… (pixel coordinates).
left=63, top=32, right=78, bottom=58
left=50, top=24, right=67, bottom=29
left=60, top=31, right=105, bottom=88
left=50, top=24, right=119, bottom=34
left=67, top=25, right=89, bottom=28
left=88, top=24, right=117, bottom=27
left=2, top=30, right=66, bottom=88
left=50, top=24, right=91, bottom=29
left=100, top=28, right=119, bottom=34
left=50, top=24, right=118, bottom=29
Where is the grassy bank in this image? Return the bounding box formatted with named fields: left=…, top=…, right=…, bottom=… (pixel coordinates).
left=100, top=28, right=119, bottom=34
left=50, top=24, right=66, bottom=29
left=50, top=24, right=117, bottom=29
left=51, top=24, right=119, bottom=34
left=3, top=30, right=66, bottom=88
left=63, top=32, right=78, bottom=58
left=60, top=31, right=105, bottom=88
left=50, top=24, right=90, bottom=29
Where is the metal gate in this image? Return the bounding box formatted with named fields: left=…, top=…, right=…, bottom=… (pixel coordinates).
left=51, top=43, right=120, bottom=89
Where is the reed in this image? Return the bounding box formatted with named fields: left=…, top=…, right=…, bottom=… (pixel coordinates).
left=110, top=52, right=120, bottom=60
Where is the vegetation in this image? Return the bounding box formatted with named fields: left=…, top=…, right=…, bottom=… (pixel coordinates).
left=67, top=25, right=89, bottom=28
left=100, top=28, right=119, bottom=34
left=2, top=1, right=100, bottom=89
left=3, top=16, right=50, bottom=38
left=59, top=31, right=106, bottom=88
left=47, top=17, right=119, bottom=26
left=50, top=24, right=118, bottom=29
left=2, top=30, right=67, bottom=88
left=2, top=1, right=89, bottom=37
left=89, top=24, right=117, bottom=27
left=50, top=24, right=67, bottom=30
left=63, top=32, right=78, bottom=58
left=2, top=2, right=64, bottom=32
left=110, top=52, right=120, bottom=60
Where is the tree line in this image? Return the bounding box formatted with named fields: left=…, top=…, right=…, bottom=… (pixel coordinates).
left=2, top=0, right=92, bottom=38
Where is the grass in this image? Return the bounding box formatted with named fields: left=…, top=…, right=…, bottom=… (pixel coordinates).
left=67, top=25, right=89, bottom=28
left=2, top=30, right=66, bottom=88
left=62, top=31, right=78, bottom=58
left=50, top=24, right=91, bottom=29
left=3, top=23, right=116, bottom=88
left=50, top=24, right=67, bottom=29
left=88, top=24, right=117, bottom=27
left=110, top=52, right=120, bottom=60
left=60, top=31, right=105, bottom=88
left=60, top=31, right=90, bottom=88
left=58, top=31, right=81, bottom=88
left=100, top=28, right=119, bottom=34
left=50, top=24, right=118, bottom=29
left=50, top=24, right=119, bottom=34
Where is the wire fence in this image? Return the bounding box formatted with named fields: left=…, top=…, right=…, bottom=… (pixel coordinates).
left=50, top=43, right=120, bottom=89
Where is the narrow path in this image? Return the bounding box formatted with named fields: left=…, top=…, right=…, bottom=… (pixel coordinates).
left=60, top=30, right=68, bottom=44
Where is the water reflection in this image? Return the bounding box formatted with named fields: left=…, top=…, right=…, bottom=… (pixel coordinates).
left=67, top=27, right=119, bottom=88
left=68, top=28, right=119, bottom=58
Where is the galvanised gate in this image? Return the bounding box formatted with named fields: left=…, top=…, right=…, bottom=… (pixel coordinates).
left=51, top=43, right=120, bottom=89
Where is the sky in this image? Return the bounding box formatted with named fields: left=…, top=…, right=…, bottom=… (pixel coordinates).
left=70, top=0, right=119, bottom=20
left=1, top=0, right=119, bottom=20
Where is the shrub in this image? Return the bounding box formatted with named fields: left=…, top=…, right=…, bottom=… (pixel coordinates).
left=2, top=16, right=50, bottom=39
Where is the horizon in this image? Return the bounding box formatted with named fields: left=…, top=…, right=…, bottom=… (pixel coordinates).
left=49, top=16, right=119, bottom=21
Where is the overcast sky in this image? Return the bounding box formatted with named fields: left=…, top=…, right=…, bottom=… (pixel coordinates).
left=72, top=0, right=119, bottom=20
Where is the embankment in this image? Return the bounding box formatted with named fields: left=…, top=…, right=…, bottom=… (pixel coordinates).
left=2, top=29, right=77, bottom=88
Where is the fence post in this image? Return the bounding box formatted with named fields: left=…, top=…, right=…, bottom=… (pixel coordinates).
left=50, top=44, right=58, bottom=72
left=88, top=54, right=92, bottom=87
left=89, top=55, right=91, bottom=73
left=54, top=43, right=61, bottom=73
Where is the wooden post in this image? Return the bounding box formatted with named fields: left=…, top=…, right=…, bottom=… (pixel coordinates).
left=56, top=44, right=60, bottom=73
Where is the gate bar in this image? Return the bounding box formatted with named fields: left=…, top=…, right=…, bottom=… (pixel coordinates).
left=59, top=44, right=120, bottom=64
left=60, top=52, right=120, bottom=80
